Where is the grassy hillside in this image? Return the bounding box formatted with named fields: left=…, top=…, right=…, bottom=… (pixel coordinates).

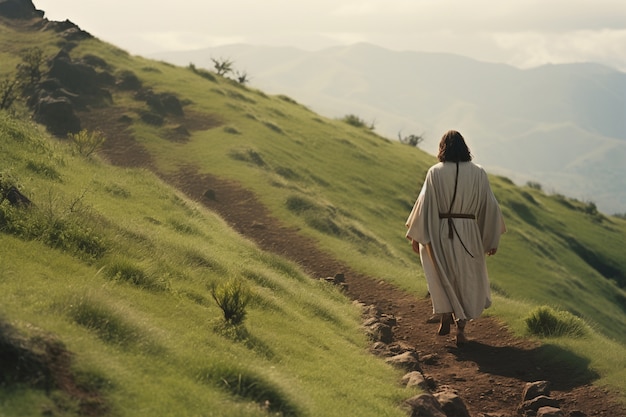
left=1, top=14, right=626, bottom=416
left=0, top=113, right=414, bottom=416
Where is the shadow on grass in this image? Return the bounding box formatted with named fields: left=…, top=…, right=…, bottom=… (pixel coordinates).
left=451, top=341, right=599, bottom=391
left=213, top=321, right=274, bottom=360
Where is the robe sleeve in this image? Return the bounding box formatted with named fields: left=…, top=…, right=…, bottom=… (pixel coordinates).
left=405, top=169, right=433, bottom=245
left=477, top=168, right=506, bottom=251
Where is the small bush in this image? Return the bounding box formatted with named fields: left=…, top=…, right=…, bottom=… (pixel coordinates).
left=210, top=278, right=251, bottom=325
left=525, top=306, right=587, bottom=338
left=0, top=201, right=107, bottom=260
left=0, top=77, right=19, bottom=111
left=342, top=114, right=374, bottom=130
left=68, top=129, right=106, bottom=157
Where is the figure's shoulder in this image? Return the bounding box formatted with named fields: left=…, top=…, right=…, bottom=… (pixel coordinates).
left=466, top=161, right=486, bottom=174
left=429, top=162, right=445, bottom=172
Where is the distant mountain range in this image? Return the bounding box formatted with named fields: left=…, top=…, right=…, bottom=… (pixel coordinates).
left=151, top=43, right=626, bottom=214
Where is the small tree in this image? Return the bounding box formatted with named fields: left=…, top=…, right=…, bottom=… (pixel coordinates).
left=235, top=70, right=250, bottom=84
left=68, top=129, right=106, bottom=157
left=211, top=57, right=234, bottom=77
left=398, top=131, right=424, bottom=147
left=0, top=78, right=18, bottom=110
left=16, top=47, right=44, bottom=96
left=210, top=277, right=251, bottom=325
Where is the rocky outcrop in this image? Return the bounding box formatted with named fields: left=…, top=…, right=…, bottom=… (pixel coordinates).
left=39, top=19, right=92, bottom=41
left=30, top=50, right=115, bottom=136
left=33, top=96, right=81, bottom=136
left=0, top=0, right=43, bottom=19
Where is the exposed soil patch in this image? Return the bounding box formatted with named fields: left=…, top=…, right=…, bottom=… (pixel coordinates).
left=79, top=106, right=154, bottom=169
left=0, top=321, right=107, bottom=416
left=163, top=165, right=626, bottom=417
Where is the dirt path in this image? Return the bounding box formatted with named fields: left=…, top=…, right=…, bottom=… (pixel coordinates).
left=163, top=167, right=625, bottom=417
left=90, top=111, right=625, bottom=416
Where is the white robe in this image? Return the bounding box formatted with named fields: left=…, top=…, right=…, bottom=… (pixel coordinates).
left=406, top=161, right=506, bottom=320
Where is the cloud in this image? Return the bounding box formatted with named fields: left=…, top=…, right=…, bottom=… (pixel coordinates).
left=35, top=0, right=626, bottom=70
left=493, top=29, right=626, bottom=70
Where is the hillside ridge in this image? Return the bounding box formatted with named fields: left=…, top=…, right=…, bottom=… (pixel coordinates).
left=151, top=42, right=626, bottom=214
left=2, top=4, right=626, bottom=415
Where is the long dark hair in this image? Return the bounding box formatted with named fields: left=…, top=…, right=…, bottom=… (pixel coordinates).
left=437, top=130, right=473, bottom=162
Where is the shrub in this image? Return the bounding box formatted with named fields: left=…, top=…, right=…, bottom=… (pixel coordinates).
left=342, top=114, right=374, bottom=130
left=525, top=306, right=587, bottom=338
left=397, top=131, right=424, bottom=147
left=0, top=199, right=107, bottom=260
left=68, top=129, right=106, bottom=157
left=210, top=278, right=251, bottom=325
left=16, top=47, right=44, bottom=95
left=210, top=57, right=234, bottom=77
left=0, top=77, right=19, bottom=111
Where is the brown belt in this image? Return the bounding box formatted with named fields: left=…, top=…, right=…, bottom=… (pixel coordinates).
left=439, top=213, right=476, bottom=240
left=439, top=213, right=475, bottom=219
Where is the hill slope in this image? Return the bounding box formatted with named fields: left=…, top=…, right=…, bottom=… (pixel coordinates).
left=151, top=43, right=626, bottom=215
left=1, top=6, right=626, bottom=417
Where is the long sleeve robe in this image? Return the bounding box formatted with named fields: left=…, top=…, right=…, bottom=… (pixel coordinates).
left=406, top=161, right=506, bottom=320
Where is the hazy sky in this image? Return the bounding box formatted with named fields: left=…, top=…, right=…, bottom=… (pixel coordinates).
left=35, top=0, right=626, bottom=71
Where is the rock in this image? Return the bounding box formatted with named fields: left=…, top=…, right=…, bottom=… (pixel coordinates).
left=537, top=406, right=564, bottom=417
left=1, top=186, right=31, bottom=206
left=522, top=380, right=550, bottom=401
left=47, top=50, right=99, bottom=96
left=433, top=389, right=471, bottom=417
left=117, top=70, right=142, bottom=91
left=137, top=89, right=184, bottom=116
left=379, top=313, right=397, bottom=327
left=366, top=322, right=393, bottom=344
left=362, top=316, right=378, bottom=327
left=0, top=0, right=43, bottom=19
left=404, top=393, right=446, bottom=417
left=518, top=395, right=560, bottom=414
left=401, top=371, right=430, bottom=391
left=33, top=96, right=80, bottom=136
left=385, top=350, right=421, bottom=372
left=41, top=19, right=92, bottom=40
left=420, top=353, right=439, bottom=365
left=387, top=341, right=415, bottom=354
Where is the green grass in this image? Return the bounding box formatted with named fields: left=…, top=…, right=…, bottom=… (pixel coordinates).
left=1, top=18, right=626, bottom=415
left=0, top=113, right=413, bottom=416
